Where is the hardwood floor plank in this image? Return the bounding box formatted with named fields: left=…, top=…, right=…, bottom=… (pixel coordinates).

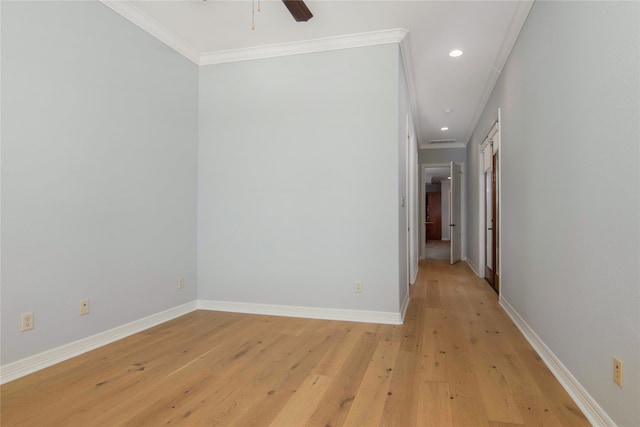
left=416, top=381, right=454, bottom=427
left=268, top=374, right=334, bottom=427
left=448, top=380, right=492, bottom=427
left=306, top=331, right=378, bottom=427
left=511, top=394, right=564, bottom=427
left=420, top=328, right=447, bottom=383
left=221, top=328, right=348, bottom=426
left=343, top=340, right=400, bottom=427
left=425, top=279, right=442, bottom=308
left=378, top=349, right=422, bottom=427
left=313, top=323, right=369, bottom=377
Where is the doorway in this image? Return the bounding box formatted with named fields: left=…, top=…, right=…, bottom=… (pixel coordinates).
left=421, top=163, right=463, bottom=261
left=426, top=192, right=441, bottom=241
left=480, top=112, right=500, bottom=294
left=485, top=151, right=498, bottom=291
left=425, top=188, right=448, bottom=260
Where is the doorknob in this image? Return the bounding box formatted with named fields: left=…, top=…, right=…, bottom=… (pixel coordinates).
left=488, top=227, right=493, bottom=230
left=450, top=224, right=456, bottom=227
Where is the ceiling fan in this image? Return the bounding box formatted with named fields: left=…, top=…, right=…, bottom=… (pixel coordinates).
left=202, top=0, right=313, bottom=23
left=282, top=0, right=313, bottom=22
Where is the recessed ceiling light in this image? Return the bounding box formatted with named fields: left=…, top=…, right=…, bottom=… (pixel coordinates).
left=444, top=108, right=453, bottom=113
left=448, top=176, right=452, bottom=180
left=441, top=127, right=449, bottom=131
left=449, top=49, right=463, bottom=58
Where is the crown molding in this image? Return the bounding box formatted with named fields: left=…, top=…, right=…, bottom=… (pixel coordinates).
left=399, top=32, right=423, bottom=147
left=199, top=28, right=409, bottom=65
left=462, top=0, right=534, bottom=145
left=100, top=0, right=200, bottom=64
left=98, top=2, right=407, bottom=66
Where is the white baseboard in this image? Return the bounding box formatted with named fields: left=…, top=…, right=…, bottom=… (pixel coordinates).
left=500, top=297, right=616, bottom=427
left=197, top=300, right=404, bottom=325
left=0, top=301, right=197, bottom=385
left=464, top=257, right=482, bottom=277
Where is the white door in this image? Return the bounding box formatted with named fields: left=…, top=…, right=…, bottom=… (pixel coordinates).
left=450, top=161, right=462, bottom=264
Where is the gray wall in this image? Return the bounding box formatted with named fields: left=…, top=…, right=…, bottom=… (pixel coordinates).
left=1, top=2, right=199, bottom=364
left=198, top=45, right=403, bottom=313
left=466, top=2, right=639, bottom=425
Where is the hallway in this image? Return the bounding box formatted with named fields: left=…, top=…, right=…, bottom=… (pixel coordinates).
left=1, top=260, right=588, bottom=426
left=411, top=259, right=589, bottom=426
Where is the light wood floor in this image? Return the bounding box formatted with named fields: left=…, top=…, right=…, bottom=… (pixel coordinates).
left=1, top=260, right=589, bottom=426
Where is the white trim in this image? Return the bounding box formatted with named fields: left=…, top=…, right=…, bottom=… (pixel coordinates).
left=478, top=141, right=486, bottom=278
left=200, top=28, right=408, bottom=65
left=477, top=109, right=501, bottom=287
left=0, top=301, right=197, bottom=384
left=500, top=298, right=617, bottom=427
left=99, top=2, right=408, bottom=67
left=197, top=300, right=403, bottom=325
left=496, top=108, right=503, bottom=296
left=400, top=293, right=410, bottom=323
left=399, top=33, right=422, bottom=148
left=461, top=0, right=534, bottom=146
left=99, top=1, right=200, bottom=63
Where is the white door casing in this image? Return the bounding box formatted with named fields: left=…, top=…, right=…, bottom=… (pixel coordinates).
left=450, top=161, right=462, bottom=264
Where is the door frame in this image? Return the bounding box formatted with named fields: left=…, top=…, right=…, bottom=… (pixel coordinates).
left=406, top=117, right=419, bottom=286
left=449, top=161, right=462, bottom=264
left=484, top=153, right=497, bottom=289
left=478, top=108, right=502, bottom=292
left=420, top=162, right=466, bottom=260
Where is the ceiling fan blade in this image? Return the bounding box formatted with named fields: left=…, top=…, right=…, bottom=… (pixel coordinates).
left=282, top=0, right=313, bottom=22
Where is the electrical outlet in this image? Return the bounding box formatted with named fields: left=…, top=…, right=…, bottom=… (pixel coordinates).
left=80, top=299, right=90, bottom=316
left=613, top=357, right=623, bottom=387
left=178, top=277, right=185, bottom=289
left=21, top=312, right=34, bottom=331
left=354, top=281, right=363, bottom=293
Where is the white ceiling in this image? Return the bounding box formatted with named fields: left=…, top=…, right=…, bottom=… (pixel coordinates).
left=109, top=0, right=532, bottom=148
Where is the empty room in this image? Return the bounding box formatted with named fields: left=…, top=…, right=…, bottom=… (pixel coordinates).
left=1, top=1, right=638, bottom=426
